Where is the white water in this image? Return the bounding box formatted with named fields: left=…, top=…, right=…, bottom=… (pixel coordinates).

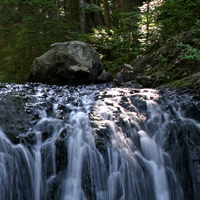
left=138, top=130, right=170, bottom=200
left=0, top=84, right=197, bottom=200
left=138, top=90, right=170, bottom=200
left=137, top=89, right=185, bottom=200
left=0, top=129, right=36, bottom=200
left=63, top=96, right=94, bottom=200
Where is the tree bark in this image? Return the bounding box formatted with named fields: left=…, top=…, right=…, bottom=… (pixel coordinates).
left=117, top=0, right=125, bottom=12
left=146, top=0, right=150, bottom=42
left=117, top=0, right=126, bottom=27
left=103, top=0, right=112, bottom=29
left=79, top=0, right=86, bottom=33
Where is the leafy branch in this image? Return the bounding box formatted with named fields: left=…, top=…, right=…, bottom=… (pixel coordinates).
left=178, top=42, right=200, bottom=62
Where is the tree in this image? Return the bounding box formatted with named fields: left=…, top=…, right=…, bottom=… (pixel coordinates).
left=103, top=0, right=112, bottom=29
left=2, top=0, right=184, bottom=82
left=0, top=0, right=76, bottom=82
left=155, top=0, right=200, bottom=40
left=80, top=0, right=86, bottom=33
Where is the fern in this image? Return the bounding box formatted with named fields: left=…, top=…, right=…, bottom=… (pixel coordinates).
left=178, top=42, right=200, bottom=62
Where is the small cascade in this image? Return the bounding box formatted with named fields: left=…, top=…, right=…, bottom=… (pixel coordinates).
left=0, top=83, right=199, bottom=200
left=138, top=90, right=171, bottom=200
left=138, top=130, right=170, bottom=200
left=62, top=97, right=95, bottom=200
left=0, top=129, right=36, bottom=200
left=137, top=89, right=184, bottom=200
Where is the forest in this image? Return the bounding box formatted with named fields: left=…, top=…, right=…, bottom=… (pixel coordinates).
left=0, top=0, right=200, bottom=83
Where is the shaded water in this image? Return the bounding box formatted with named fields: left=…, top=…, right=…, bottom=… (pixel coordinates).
left=0, top=83, right=199, bottom=200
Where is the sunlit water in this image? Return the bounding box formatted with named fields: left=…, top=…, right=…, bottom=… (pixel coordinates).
left=0, top=83, right=199, bottom=200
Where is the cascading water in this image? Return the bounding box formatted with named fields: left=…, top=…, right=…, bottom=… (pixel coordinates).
left=0, top=83, right=199, bottom=200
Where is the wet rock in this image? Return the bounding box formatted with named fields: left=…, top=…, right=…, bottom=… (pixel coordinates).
left=183, top=103, right=200, bottom=123
left=0, top=83, right=200, bottom=200
left=0, top=94, right=31, bottom=144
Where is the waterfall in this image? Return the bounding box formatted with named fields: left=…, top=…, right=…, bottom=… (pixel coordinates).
left=0, top=83, right=199, bottom=200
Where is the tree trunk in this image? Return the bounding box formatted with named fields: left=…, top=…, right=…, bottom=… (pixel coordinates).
left=146, top=0, right=150, bottom=42
left=117, top=0, right=125, bottom=12
left=79, top=0, right=86, bottom=33
left=103, top=0, right=112, bottom=29
left=117, top=0, right=126, bottom=27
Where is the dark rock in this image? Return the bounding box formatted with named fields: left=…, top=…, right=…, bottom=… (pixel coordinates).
left=114, top=64, right=137, bottom=86
left=97, top=70, right=113, bottom=83
left=183, top=103, right=200, bottom=123
left=136, top=75, right=156, bottom=88
left=29, top=41, right=104, bottom=85
left=1, top=82, right=200, bottom=200
left=0, top=94, right=31, bottom=144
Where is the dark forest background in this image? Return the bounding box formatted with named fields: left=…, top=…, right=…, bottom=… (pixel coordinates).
left=0, top=0, right=199, bottom=83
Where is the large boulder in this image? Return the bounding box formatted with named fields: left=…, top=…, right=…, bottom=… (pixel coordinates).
left=28, top=41, right=104, bottom=85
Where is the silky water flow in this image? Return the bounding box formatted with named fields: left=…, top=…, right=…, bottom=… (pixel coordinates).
left=0, top=83, right=199, bottom=200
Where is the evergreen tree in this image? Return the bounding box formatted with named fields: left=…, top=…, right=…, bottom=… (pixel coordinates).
left=0, top=0, right=77, bottom=82
left=155, top=0, right=200, bottom=40
left=3, top=0, right=197, bottom=82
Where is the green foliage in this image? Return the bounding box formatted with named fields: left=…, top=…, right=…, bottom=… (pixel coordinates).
left=158, top=54, right=168, bottom=66
left=169, top=77, right=196, bottom=87
left=93, top=8, right=142, bottom=74
left=155, top=0, right=200, bottom=40
left=72, top=5, right=142, bottom=75
left=178, top=42, right=200, bottom=62
left=87, top=26, right=141, bottom=75
left=144, top=64, right=152, bottom=74
left=0, top=0, right=148, bottom=82
left=138, top=0, right=163, bottom=47
left=1, top=0, right=199, bottom=84
left=195, top=19, right=200, bottom=28
left=0, top=0, right=76, bottom=83
left=84, top=3, right=103, bottom=13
